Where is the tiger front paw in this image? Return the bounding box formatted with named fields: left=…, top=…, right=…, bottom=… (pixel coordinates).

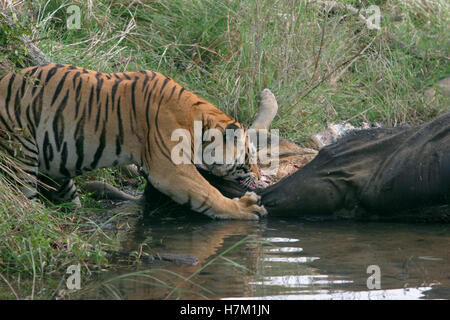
left=233, top=191, right=268, bottom=220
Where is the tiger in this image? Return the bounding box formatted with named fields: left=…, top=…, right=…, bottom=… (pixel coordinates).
left=0, top=63, right=267, bottom=220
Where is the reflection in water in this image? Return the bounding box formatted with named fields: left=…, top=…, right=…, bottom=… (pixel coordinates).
left=262, top=257, right=320, bottom=263
left=84, top=204, right=450, bottom=300
left=227, top=287, right=434, bottom=300
left=265, top=247, right=304, bottom=253
left=261, top=237, right=300, bottom=243
left=250, top=275, right=353, bottom=287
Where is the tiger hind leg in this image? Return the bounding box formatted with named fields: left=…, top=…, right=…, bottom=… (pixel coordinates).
left=0, top=136, right=41, bottom=200
left=38, top=175, right=81, bottom=208
left=5, top=155, right=40, bottom=199
left=18, top=166, right=39, bottom=199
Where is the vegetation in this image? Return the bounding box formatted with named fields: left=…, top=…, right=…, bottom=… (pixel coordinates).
left=3, top=0, right=449, bottom=141
left=0, top=0, right=449, bottom=299
left=0, top=152, right=121, bottom=299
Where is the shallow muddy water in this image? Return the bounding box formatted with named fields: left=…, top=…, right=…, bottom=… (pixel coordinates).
left=82, top=205, right=450, bottom=300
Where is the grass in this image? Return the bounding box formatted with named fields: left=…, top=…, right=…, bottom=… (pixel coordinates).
left=11, top=0, right=448, bottom=143
left=0, top=154, right=120, bottom=299
left=0, top=0, right=449, bottom=299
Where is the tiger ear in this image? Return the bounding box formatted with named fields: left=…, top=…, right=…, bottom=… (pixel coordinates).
left=225, top=123, right=240, bottom=131
left=223, top=123, right=240, bottom=142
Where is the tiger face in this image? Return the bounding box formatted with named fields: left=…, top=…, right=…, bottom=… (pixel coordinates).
left=197, top=122, right=260, bottom=188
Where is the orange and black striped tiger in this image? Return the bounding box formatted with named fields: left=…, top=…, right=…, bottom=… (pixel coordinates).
left=0, top=63, right=267, bottom=220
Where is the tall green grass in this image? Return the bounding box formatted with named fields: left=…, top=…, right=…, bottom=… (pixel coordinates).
left=17, top=0, right=449, bottom=142
left=0, top=151, right=121, bottom=299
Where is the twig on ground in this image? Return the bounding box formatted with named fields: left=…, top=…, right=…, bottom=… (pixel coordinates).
left=104, top=250, right=199, bottom=266
left=0, top=272, right=19, bottom=300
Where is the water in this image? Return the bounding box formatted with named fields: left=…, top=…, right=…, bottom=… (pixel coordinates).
left=83, top=206, right=450, bottom=300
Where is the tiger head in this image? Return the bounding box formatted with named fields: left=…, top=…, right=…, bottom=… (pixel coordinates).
left=196, top=122, right=260, bottom=189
